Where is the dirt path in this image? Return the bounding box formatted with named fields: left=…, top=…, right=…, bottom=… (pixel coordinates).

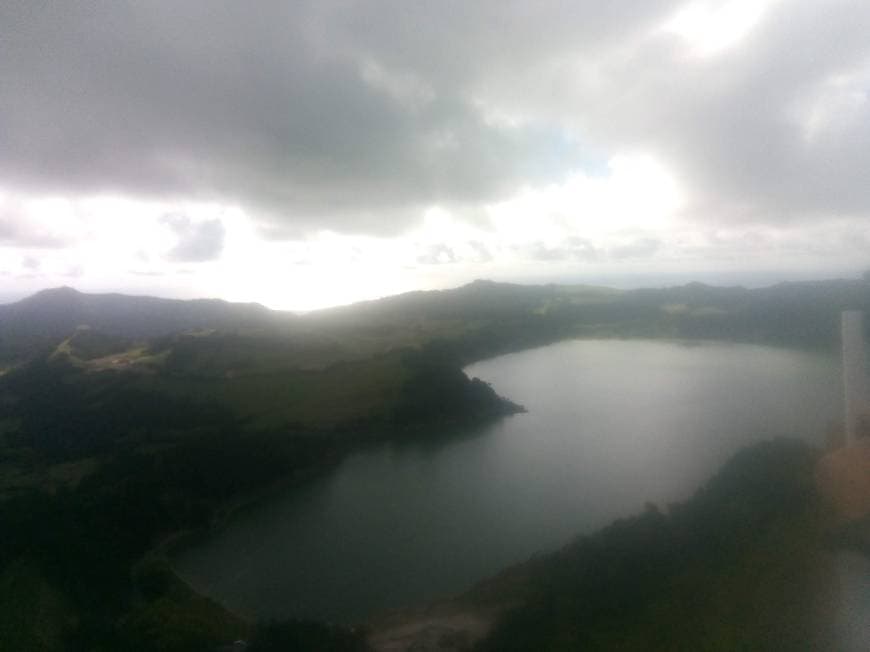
left=367, top=603, right=501, bottom=652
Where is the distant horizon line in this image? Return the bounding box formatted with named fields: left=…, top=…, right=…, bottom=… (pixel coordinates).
left=3, top=272, right=867, bottom=314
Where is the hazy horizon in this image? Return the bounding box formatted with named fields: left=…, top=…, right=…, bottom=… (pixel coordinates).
left=2, top=267, right=867, bottom=312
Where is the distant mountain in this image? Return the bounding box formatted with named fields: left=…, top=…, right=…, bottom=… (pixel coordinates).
left=0, top=287, right=284, bottom=361
left=5, top=276, right=870, bottom=365
left=312, top=276, right=870, bottom=362
left=309, top=279, right=621, bottom=326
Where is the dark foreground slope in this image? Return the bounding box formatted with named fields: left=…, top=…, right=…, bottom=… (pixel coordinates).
left=466, top=439, right=832, bottom=652
left=370, top=439, right=834, bottom=652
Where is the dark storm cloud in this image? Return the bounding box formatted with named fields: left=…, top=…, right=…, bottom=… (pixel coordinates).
left=161, top=214, right=225, bottom=262
left=3, top=0, right=870, bottom=240
left=0, top=0, right=625, bottom=235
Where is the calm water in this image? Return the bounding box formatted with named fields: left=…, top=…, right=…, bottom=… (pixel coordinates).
left=174, top=339, right=840, bottom=623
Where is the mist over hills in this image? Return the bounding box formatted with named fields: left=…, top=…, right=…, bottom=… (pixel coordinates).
left=285, top=276, right=870, bottom=359
left=0, top=286, right=282, bottom=362
left=6, top=275, right=869, bottom=350
left=1, top=286, right=275, bottom=337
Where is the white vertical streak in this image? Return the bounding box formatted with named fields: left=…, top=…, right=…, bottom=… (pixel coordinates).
left=842, top=310, right=867, bottom=444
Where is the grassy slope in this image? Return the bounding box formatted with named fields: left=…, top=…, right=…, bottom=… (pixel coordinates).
left=144, top=353, right=410, bottom=430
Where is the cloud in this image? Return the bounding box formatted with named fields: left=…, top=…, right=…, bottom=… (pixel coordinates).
left=0, top=1, right=609, bottom=236
left=468, top=241, right=494, bottom=263
left=525, top=238, right=600, bottom=262
left=0, top=219, right=68, bottom=248
left=412, top=236, right=498, bottom=266
left=610, top=237, right=661, bottom=260
left=0, top=205, right=71, bottom=248
left=2, top=0, right=870, bottom=294
left=416, top=244, right=458, bottom=265
left=513, top=0, right=870, bottom=225
left=161, top=214, right=225, bottom=262
left=130, top=270, right=166, bottom=277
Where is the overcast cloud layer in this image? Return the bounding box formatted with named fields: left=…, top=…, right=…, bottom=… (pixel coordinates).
left=3, top=1, right=870, bottom=307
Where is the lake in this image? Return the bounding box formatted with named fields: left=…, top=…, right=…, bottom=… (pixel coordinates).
left=174, top=339, right=841, bottom=623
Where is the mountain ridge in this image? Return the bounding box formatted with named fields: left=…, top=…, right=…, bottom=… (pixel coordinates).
left=0, top=286, right=283, bottom=362
left=4, top=276, right=870, bottom=365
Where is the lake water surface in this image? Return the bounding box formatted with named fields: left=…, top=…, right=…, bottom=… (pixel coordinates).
left=174, top=339, right=840, bottom=623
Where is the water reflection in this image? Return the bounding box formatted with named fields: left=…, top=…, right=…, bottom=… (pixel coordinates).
left=175, top=340, right=840, bottom=623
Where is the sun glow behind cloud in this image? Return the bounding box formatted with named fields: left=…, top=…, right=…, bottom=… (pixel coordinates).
left=3, top=154, right=685, bottom=308
left=661, top=0, right=775, bottom=57
left=488, top=154, right=684, bottom=239
left=4, top=144, right=870, bottom=311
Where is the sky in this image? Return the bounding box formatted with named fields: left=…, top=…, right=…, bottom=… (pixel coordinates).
left=2, top=1, right=870, bottom=310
